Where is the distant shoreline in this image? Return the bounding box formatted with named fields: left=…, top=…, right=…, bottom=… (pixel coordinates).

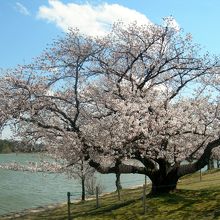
left=0, top=139, right=45, bottom=154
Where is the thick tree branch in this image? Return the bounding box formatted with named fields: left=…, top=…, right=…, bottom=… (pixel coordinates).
left=88, top=159, right=154, bottom=176
left=177, top=138, right=220, bottom=177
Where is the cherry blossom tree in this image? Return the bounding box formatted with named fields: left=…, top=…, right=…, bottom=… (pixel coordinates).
left=66, top=159, right=95, bottom=201
left=1, top=22, right=220, bottom=195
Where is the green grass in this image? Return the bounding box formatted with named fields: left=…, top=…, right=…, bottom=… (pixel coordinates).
left=2, top=169, right=220, bottom=220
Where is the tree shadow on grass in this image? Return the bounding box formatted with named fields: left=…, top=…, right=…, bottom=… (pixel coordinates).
left=11, top=188, right=219, bottom=220
left=73, top=198, right=138, bottom=218
left=70, top=189, right=220, bottom=219
left=152, top=189, right=220, bottom=219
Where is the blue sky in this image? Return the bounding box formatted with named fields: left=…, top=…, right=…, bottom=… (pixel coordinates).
left=0, top=0, right=220, bottom=139
left=0, top=0, right=220, bottom=69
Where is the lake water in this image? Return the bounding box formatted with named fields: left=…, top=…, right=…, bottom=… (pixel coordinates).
left=0, top=153, right=145, bottom=216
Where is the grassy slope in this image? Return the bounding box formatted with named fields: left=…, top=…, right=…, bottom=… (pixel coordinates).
left=2, top=169, right=220, bottom=220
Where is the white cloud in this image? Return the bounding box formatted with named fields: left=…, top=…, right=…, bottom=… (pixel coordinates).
left=37, top=0, right=152, bottom=36
left=15, top=2, right=30, bottom=16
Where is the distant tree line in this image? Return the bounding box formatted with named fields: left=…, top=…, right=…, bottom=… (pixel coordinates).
left=0, top=139, right=46, bottom=153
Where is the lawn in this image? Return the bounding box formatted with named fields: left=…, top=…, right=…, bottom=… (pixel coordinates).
left=1, top=169, right=220, bottom=220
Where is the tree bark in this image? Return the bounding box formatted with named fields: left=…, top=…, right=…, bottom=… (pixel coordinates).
left=148, top=161, right=179, bottom=195
left=81, top=177, right=85, bottom=201
left=88, top=159, right=148, bottom=174
left=177, top=138, right=220, bottom=177
left=116, top=173, right=122, bottom=200
left=150, top=175, right=179, bottom=195
left=116, top=173, right=122, bottom=190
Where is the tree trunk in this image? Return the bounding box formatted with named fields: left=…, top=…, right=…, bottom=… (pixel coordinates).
left=115, top=173, right=122, bottom=191
left=116, top=173, right=122, bottom=200
left=81, top=177, right=85, bottom=201
left=150, top=170, right=179, bottom=195
left=151, top=178, right=178, bottom=195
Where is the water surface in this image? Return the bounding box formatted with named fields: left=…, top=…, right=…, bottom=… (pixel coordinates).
left=0, top=153, right=145, bottom=216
